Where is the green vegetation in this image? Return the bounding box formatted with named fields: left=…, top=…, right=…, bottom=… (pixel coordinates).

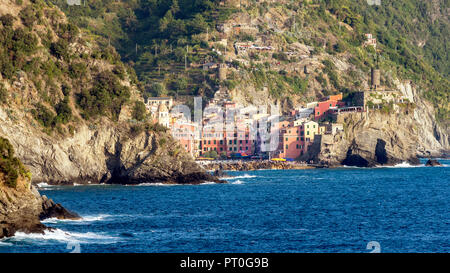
left=0, top=83, right=7, bottom=104
left=319, top=0, right=449, bottom=123
left=132, top=100, right=147, bottom=121
left=0, top=137, right=31, bottom=188
left=77, top=71, right=130, bottom=120
left=49, top=0, right=234, bottom=99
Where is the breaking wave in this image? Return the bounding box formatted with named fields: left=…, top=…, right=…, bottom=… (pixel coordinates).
left=222, top=174, right=258, bottom=180
left=42, top=214, right=112, bottom=224
left=10, top=229, right=119, bottom=244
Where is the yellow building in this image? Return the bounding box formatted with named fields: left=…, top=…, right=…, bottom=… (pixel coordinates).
left=302, top=120, right=319, bottom=142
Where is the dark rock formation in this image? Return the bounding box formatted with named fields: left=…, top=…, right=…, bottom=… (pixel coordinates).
left=425, top=159, right=442, bottom=167
left=1, top=137, right=79, bottom=239
left=0, top=183, right=80, bottom=239
left=40, top=195, right=80, bottom=220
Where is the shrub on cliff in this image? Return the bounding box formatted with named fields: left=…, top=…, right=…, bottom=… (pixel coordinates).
left=31, top=103, right=56, bottom=128
left=0, top=137, right=31, bottom=188
left=0, top=83, right=7, bottom=104
left=132, top=100, right=147, bottom=121
left=77, top=71, right=130, bottom=120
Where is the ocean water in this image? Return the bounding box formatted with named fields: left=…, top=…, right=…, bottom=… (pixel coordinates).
left=1, top=159, right=449, bottom=253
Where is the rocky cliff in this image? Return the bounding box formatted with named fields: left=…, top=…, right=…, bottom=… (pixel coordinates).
left=300, top=82, right=449, bottom=167
left=301, top=110, right=421, bottom=167
left=0, top=110, right=217, bottom=185
left=0, top=137, right=79, bottom=239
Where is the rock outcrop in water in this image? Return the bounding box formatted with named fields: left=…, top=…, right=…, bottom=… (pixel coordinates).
left=301, top=109, right=421, bottom=167
left=0, top=113, right=218, bottom=185
left=301, top=82, right=448, bottom=167
left=425, top=159, right=442, bottom=167
left=0, top=137, right=79, bottom=239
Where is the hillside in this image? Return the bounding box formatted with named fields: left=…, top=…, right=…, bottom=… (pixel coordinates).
left=0, top=0, right=216, bottom=184
left=49, top=0, right=448, bottom=125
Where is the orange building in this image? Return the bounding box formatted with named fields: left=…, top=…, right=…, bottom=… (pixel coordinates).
left=278, top=121, right=321, bottom=159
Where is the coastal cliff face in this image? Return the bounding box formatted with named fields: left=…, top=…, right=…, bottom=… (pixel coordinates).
left=0, top=137, right=79, bottom=239
left=301, top=83, right=449, bottom=167
left=0, top=0, right=215, bottom=185
left=303, top=110, right=421, bottom=167
left=0, top=110, right=215, bottom=185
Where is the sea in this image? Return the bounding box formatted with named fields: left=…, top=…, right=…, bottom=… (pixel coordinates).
left=1, top=159, right=448, bottom=253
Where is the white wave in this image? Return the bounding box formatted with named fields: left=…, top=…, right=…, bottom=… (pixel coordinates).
left=37, top=182, right=54, bottom=188
left=221, top=174, right=258, bottom=180
left=0, top=241, right=13, bottom=246
left=231, top=180, right=244, bottom=185
left=199, top=181, right=216, bottom=185
left=381, top=162, right=425, bottom=168
left=343, top=162, right=428, bottom=169
left=11, top=229, right=119, bottom=244
left=135, top=183, right=179, bottom=186
left=42, top=214, right=111, bottom=224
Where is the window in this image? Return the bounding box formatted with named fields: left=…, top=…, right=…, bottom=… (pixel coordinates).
left=220, top=140, right=223, bottom=145
left=296, top=144, right=299, bottom=149
left=239, top=140, right=242, bottom=144
left=307, top=131, right=310, bottom=135
left=208, top=140, right=211, bottom=145
left=286, top=138, right=288, bottom=141
left=286, top=145, right=289, bottom=149
left=246, top=140, right=248, bottom=144
left=214, top=140, right=216, bottom=144
left=229, top=140, right=232, bottom=145
left=203, top=140, right=206, bottom=144
left=220, top=147, right=223, bottom=151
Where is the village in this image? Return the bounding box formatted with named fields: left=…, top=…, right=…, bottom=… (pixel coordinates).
left=144, top=66, right=410, bottom=163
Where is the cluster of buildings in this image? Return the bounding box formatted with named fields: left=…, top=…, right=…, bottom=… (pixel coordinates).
left=144, top=92, right=352, bottom=160
left=146, top=68, right=408, bottom=161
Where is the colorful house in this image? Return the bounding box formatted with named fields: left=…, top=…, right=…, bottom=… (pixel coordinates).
left=278, top=121, right=321, bottom=159
left=314, top=94, right=345, bottom=120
